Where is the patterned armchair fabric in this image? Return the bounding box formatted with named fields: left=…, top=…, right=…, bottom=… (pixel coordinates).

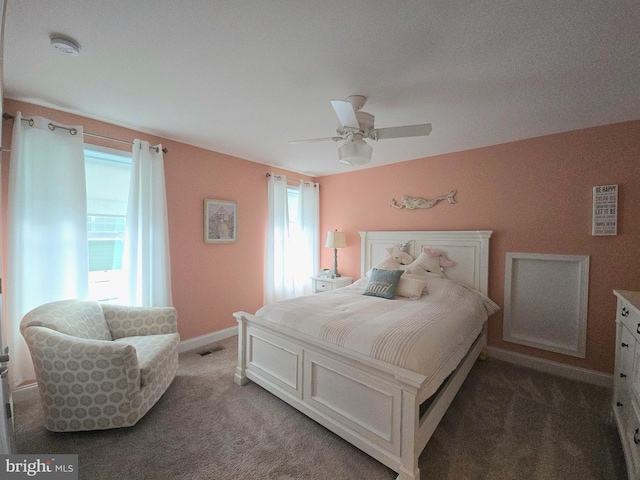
left=20, top=299, right=180, bottom=432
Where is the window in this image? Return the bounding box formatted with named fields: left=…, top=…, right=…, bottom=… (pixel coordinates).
left=85, top=146, right=132, bottom=302
left=286, top=186, right=308, bottom=284
left=287, top=186, right=299, bottom=229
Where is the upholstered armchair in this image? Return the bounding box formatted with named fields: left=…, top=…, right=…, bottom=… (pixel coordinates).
left=20, top=299, right=180, bottom=432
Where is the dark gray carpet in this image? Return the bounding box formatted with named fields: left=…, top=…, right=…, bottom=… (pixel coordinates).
left=14, top=336, right=626, bottom=479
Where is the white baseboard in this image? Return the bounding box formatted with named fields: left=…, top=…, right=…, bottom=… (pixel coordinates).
left=12, top=383, right=37, bottom=403
left=178, top=326, right=238, bottom=354
left=486, top=346, right=613, bottom=388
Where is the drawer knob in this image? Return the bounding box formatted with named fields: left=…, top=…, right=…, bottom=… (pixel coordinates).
left=620, top=373, right=627, bottom=378
left=622, top=342, right=629, bottom=348
left=617, top=401, right=624, bottom=407
left=635, top=428, right=640, bottom=445
left=622, top=307, right=629, bottom=317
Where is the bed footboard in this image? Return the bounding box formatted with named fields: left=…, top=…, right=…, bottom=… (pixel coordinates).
left=235, top=311, right=407, bottom=455
left=234, top=311, right=487, bottom=480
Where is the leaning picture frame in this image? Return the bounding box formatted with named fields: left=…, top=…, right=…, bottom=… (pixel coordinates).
left=204, top=199, right=237, bottom=243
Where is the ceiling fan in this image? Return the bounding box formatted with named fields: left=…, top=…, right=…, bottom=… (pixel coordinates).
left=289, top=95, right=432, bottom=165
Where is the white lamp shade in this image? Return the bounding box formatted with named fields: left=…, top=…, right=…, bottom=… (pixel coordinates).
left=338, top=136, right=372, bottom=165
left=325, top=231, right=346, bottom=248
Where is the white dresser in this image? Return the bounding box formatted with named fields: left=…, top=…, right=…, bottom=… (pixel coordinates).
left=613, top=289, right=640, bottom=479
left=310, top=276, right=353, bottom=293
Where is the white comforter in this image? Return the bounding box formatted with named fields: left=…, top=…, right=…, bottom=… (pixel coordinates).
left=256, top=276, right=500, bottom=397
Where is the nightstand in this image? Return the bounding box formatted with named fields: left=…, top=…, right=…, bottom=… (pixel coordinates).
left=310, top=276, right=353, bottom=293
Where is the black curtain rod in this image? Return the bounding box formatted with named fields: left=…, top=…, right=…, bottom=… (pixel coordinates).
left=2, top=112, right=168, bottom=154
left=265, top=172, right=318, bottom=187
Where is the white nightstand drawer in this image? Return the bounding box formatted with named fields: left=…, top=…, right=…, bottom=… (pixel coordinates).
left=311, top=276, right=353, bottom=293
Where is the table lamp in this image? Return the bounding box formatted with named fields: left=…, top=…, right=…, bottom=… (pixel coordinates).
left=325, top=230, right=346, bottom=277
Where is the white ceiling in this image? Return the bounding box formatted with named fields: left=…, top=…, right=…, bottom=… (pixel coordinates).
left=3, top=1, right=640, bottom=177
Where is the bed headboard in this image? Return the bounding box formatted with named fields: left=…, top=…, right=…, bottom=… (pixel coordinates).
left=359, top=230, right=492, bottom=295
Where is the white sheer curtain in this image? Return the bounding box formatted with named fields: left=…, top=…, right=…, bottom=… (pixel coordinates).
left=5, top=112, right=88, bottom=386
left=122, top=140, right=173, bottom=307
left=264, top=174, right=293, bottom=304
left=264, top=174, right=319, bottom=304
left=293, top=180, right=319, bottom=296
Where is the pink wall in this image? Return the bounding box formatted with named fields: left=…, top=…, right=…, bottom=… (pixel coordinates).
left=3, top=98, right=638, bottom=375
left=1, top=99, right=313, bottom=342
left=318, top=120, right=640, bottom=374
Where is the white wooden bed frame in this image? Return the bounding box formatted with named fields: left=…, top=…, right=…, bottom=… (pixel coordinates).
left=234, top=230, right=493, bottom=479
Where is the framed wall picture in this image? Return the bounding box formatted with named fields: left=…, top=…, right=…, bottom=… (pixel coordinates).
left=592, top=184, right=618, bottom=236
left=204, top=199, right=236, bottom=243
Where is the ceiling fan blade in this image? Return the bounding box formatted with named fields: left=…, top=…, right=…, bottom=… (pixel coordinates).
left=288, top=136, right=342, bottom=144
left=330, top=100, right=360, bottom=129
left=373, top=123, right=432, bottom=140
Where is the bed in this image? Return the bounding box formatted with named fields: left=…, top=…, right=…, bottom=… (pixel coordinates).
left=234, top=230, right=498, bottom=479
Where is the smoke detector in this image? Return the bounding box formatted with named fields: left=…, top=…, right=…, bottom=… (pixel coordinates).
left=50, top=36, right=80, bottom=56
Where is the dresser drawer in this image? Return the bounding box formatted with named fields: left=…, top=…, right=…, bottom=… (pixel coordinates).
left=633, top=339, right=640, bottom=405
left=625, top=399, right=640, bottom=478
left=619, top=298, right=640, bottom=341
left=315, top=280, right=331, bottom=292
left=616, top=325, right=637, bottom=426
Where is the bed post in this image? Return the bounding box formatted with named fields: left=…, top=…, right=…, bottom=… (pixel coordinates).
left=398, top=390, right=420, bottom=480
left=233, top=312, right=250, bottom=386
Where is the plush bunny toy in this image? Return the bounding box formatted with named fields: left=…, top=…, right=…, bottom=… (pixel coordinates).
left=408, top=247, right=455, bottom=278
left=385, top=241, right=413, bottom=265
left=422, top=248, right=454, bottom=269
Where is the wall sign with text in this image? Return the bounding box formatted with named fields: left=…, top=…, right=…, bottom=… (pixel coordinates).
left=592, top=184, right=618, bottom=236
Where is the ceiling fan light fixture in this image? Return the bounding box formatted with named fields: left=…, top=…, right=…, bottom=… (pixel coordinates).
left=338, top=135, right=372, bottom=165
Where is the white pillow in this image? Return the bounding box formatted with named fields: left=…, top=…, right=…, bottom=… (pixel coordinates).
left=395, top=275, right=428, bottom=300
